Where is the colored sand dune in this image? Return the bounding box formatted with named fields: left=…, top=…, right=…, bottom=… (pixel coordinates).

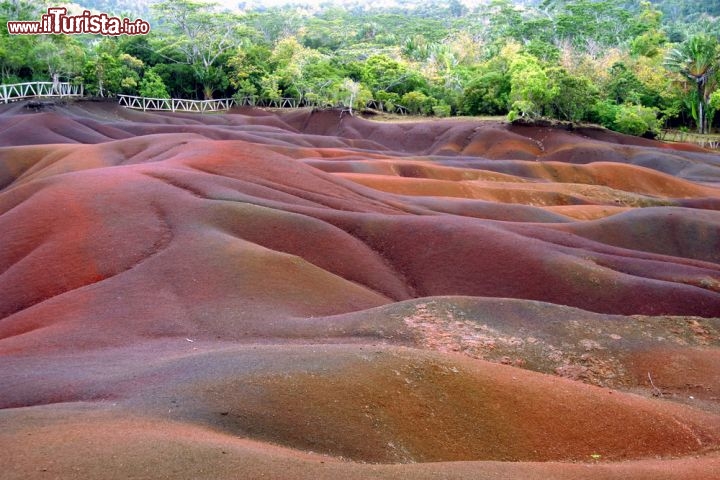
left=1, top=102, right=720, bottom=479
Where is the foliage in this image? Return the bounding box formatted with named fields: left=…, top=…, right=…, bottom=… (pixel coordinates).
left=83, top=48, right=144, bottom=96
left=547, top=0, right=637, bottom=49
left=358, top=55, right=427, bottom=97
left=547, top=68, right=598, bottom=122
left=664, top=33, right=720, bottom=133
left=711, top=90, right=720, bottom=111
left=227, top=43, right=272, bottom=96
left=375, top=90, right=401, bottom=112
left=139, top=69, right=170, bottom=98
left=508, top=53, right=557, bottom=119
left=150, top=0, right=248, bottom=98
left=591, top=100, right=660, bottom=136
left=401, top=90, right=436, bottom=115
left=605, top=62, right=651, bottom=105
left=433, top=103, right=452, bottom=117
left=461, top=70, right=510, bottom=115
left=152, top=62, right=197, bottom=98
left=0, top=0, right=718, bottom=135
left=32, top=36, right=86, bottom=82
left=629, top=1, right=666, bottom=57
left=613, top=104, right=660, bottom=136
left=333, top=78, right=373, bottom=111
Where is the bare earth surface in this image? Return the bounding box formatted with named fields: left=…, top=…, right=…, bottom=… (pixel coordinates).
left=1, top=101, right=720, bottom=479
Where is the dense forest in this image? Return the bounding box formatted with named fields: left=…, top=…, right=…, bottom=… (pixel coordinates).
left=1, top=0, right=719, bottom=136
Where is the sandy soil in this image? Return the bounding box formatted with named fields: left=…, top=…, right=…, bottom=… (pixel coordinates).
left=1, top=101, right=720, bottom=479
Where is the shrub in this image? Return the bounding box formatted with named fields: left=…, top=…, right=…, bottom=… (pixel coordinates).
left=508, top=54, right=556, bottom=119
left=590, top=100, right=619, bottom=128
left=547, top=68, right=598, bottom=122
left=460, top=71, right=510, bottom=115
left=401, top=91, right=435, bottom=115
left=375, top=90, right=400, bottom=112
left=139, top=70, right=170, bottom=99
left=591, top=101, right=660, bottom=137
left=432, top=103, right=451, bottom=117
left=614, top=104, right=659, bottom=137
left=711, top=91, right=720, bottom=111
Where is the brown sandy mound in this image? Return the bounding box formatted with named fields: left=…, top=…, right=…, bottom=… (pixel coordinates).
left=3, top=343, right=720, bottom=463
left=178, top=346, right=720, bottom=463
left=625, top=347, right=720, bottom=403
left=371, top=297, right=720, bottom=402
left=2, top=404, right=719, bottom=480
left=558, top=207, right=720, bottom=263
left=2, top=102, right=720, bottom=479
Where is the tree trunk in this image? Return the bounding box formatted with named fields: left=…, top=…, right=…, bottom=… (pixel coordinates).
left=52, top=72, right=60, bottom=95
left=697, top=79, right=705, bottom=134
left=203, top=84, right=213, bottom=100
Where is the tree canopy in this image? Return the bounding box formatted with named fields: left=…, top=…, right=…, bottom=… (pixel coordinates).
left=664, top=34, right=720, bottom=133
left=1, top=0, right=719, bottom=135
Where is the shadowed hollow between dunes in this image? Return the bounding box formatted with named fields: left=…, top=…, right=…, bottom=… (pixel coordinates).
left=1, top=102, right=720, bottom=478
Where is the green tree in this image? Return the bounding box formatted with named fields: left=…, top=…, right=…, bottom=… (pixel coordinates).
left=664, top=33, right=720, bottom=133
left=83, top=39, right=148, bottom=96
left=358, top=54, right=427, bottom=97
left=139, top=69, right=170, bottom=98
left=335, top=78, right=372, bottom=113
left=605, top=62, right=649, bottom=105
left=483, top=0, right=524, bottom=43
left=711, top=90, right=720, bottom=111
left=461, top=70, right=510, bottom=115
left=268, top=36, right=321, bottom=100
left=547, top=68, right=599, bottom=122
left=590, top=101, right=660, bottom=137
left=401, top=90, right=435, bottom=115
left=250, top=8, right=304, bottom=43
left=300, top=13, right=349, bottom=52
left=294, top=54, right=344, bottom=105
left=631, top=54, right=685, bottom=126
left=152, top=62, right=198, bottom=98
left=0, top=33, right=34, bottom=82
left=375, top=90, right=400, bottom=112
left=0, top=0, right=40, bottom=81
left=32, top=36, right=85, bottom=87
left=613, top=104, right=660, bottom=137
left=543, top=0, right=635, bottom=51
left=260, top=74, right=282, bottom=103
left=507, top=53, right=557, bottom=119
left=151, top=0, right=248, bottom=99
left=628, top=1, right=666, bottom=58
left=227, top=42, right=272, bottom=99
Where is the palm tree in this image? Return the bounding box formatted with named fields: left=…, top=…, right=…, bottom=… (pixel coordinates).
left=664, top=34, right=720, bottom=134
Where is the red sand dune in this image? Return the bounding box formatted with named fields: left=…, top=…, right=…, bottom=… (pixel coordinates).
left=1, top=101, right=720, bottom=479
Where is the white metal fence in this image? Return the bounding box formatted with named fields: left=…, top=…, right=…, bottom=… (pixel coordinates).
left=116, top=94, right=334, bottom=112
left=0, top=82, right=408, bottom=115
left=1, top=82, right=84, bottom=103
left=117, top=94, right=237, bottom=113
